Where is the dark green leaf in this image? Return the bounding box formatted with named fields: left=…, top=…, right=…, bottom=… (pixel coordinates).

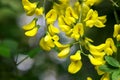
left=2, top=39, right=18, bottom=52
left=99, top=64, right=115, bottom=73
left=0, top=46, right=10, bottom=58
left=105, top=56, right=120, bottom=68
left=112, top=69, right=120, bottom=80
left=28, top=47, right=41, bottom=58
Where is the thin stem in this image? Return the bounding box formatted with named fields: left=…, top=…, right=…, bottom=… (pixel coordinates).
left=78, top=0, right=83, bottom=23
left=113, top=7, right=119, bottom=24
left=79, top=44, right=88, bottom=56
left=16, top=56, right=29, bottom=65
left=110, top=0, right=119, bottom=7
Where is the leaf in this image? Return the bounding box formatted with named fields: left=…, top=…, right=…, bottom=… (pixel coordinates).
left=2, top=39, right=18, bottom=52
left=105, top=56, right=120, bottom=68
left=0, top=45, right=10, bottom=58
left=28, top=47, right=41, bottom=58
left=112, top=69, right=120, bottom=80
left=99, top=64, right=115, bottom=73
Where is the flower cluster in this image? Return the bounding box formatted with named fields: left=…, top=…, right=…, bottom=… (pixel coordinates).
left=21, top=0, right=120, bottom=80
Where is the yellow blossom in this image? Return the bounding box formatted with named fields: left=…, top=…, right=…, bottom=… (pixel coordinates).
left=87, top=77, right=92, bottom=80
left=104, top=38, right=117, bottom=55
left=35, top=7, right=44, bottom=16
left=25, top=27, right=38, bottom=36
left=22, top=0, right=37, bottom=16
left=84, top=9, right=106, bottom=28
left=71, top=23, right=84, bottom=41
left=85, top=0, right=102, bottom=6
left=95, top=66, right=105, bottom=75
left=100, top=73, right=110, bottom=80
left=65, top=7, right=78, bottom=19
left=22, top=18, right=37, bottom=30
left=22, top=18, right=38, bottom=37
left=48, top=24, right=60, bottom=36
left=88, top=54, right=105, bottom=66
left=46, top=9, right=57, bottom=24
left=54, top=41, right=70, bottom=50
left=68, top=50, right=82, bottom=74
left=57, top=47, right=70, bottom=58
left=53, top=0, right=69, bottom=16
left=39, top=33, right=55, bottom=51
left=113, top=24, right=120, bottom=41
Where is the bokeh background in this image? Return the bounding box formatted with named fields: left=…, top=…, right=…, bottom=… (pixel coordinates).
left=0, top=0, right=120, bottom=80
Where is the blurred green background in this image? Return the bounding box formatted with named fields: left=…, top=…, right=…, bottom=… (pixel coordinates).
left=0, top=0, right=120, bottom=80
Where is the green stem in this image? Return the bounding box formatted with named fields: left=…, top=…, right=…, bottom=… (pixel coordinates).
left=113, top=7, right=119, bottom=24
left=79, top=44, right=88, bottom=56
left=110, top=0, right=119, bottom=7
left=78, top=0, right=83, bottom=23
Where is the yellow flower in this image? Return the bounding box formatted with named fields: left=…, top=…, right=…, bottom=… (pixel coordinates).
left=35, top=7, right=44, bottom=16
left=65, top=7, right=78, bottom=19
left=68, top=50, right=82, bottom=74
left=104, top=38, right=117, bottom=55
left=48, top=24, right=60, bottom=36
left=71, top=23, right=84, bottom=41
left=54, top=41, right=70, bottom=50
left=100, top=73, right=110, bottom=80
left=88, top=54, right=105, bottom=66
left=25, top=27, right=38, bottom=36
left=22, top=18, right=38, bottom=37
left=85, top=0, right=102, bottom=6
left=46, top=9, right=57, bottom=24
left=87, top=77, right=92, bottom=80
left=39, top=33, right=55, bottom=51
left=95, top=66, right=105, bottom=75
left=57, top=47, right=70, bottom=58
left=22, top=0, right=37, bottom=16
left=113, top=24, right=120, bottom=41
left=53, top=0, right=69, bottom=16
left=84, top=9, right=106, bottom=28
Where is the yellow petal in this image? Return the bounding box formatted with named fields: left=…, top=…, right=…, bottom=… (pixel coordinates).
left=39, top=38, right=51, bottom=51
left=98, top=15, right=107, bottom=23
left=88, top=54, right=105, bottom=66
left=68, top=61, right=82, bottom=74
left=54, top=41, right=70, bottom=50
left=86, top=20, right=95, bottom=27
left=113, top=24, right=120, bottom=38
left=95, top=66, right=105, bottom=75
left=70, top=50, right=81, bottom=61
left=84, top=9, right=94, bottom=21
left=65, top=7, right=78, bottom=19
left=35, top=7, right=44, bottom=16
left=25, top=27, right=38, bottom=36
left=87, top=77, right=92, bottom=80
left=22, top=0, right=37, bottom=16
left=100, top=73, right=110, bottom=80
left=58, top=47, right=70, bottom=58
left=22, top=19, right=37, bottom=30
left=95, top=20, right=105, bottom=28
left=46, top=9, right=57, bottom=24
left=48, top=24, right=60, bottom=35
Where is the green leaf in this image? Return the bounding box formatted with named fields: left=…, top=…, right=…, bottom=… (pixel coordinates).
left=0, top=46, right=10, bottom=58
left=2, top=39, right=18, bottom=52
left=28, top=47, right=41, bottom=58
left=112, top=69, right=120, bottom=80
left=99, top=64, right=115, bottom=73
left=105, top=56, right=120, bottom=68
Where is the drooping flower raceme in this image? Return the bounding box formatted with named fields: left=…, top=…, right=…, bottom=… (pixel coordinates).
left=21, top=0, right=119, bottom=80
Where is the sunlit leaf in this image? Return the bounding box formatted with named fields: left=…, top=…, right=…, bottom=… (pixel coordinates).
left=112, top=69, right=120, bottom=80
left=99, top=64, right=116, bottom=73
left=105, top=56, right=120, bottom=68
